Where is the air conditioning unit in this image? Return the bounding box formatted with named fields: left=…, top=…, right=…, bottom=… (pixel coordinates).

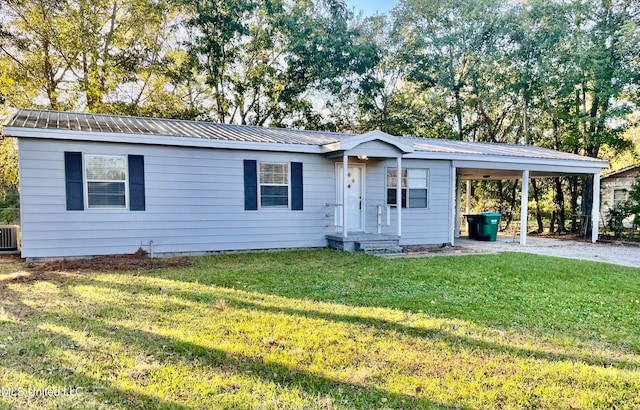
left=0, top=225, right=19, bottom=251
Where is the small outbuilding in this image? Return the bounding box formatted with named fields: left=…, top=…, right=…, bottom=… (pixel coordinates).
left=600, top=165, right=639, bottom=212
left=2, top=109, right=608, bottom=260
left=600, top=164, right=639, bottom=229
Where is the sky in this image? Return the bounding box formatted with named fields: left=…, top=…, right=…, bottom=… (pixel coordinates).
left=344, top=0, right=397, bottom=17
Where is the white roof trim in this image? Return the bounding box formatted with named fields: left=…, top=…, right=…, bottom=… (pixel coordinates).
left=452, top=159, right=606, bottom=174
left=410, top=153, right=608, bottom=170
left=322, top=130, right=415, bottom=153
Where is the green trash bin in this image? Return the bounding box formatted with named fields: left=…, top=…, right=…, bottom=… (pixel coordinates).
left=478, top=212, right=501, bottom=242
left=464, top=214, right=481, bottom=239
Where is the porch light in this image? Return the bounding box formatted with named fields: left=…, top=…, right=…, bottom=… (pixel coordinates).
left=357, top=155, right=368, bottom=160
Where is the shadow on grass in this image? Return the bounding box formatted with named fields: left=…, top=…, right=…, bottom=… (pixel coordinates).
left=1, top=281, right=463, bottom=410
left=3, top=251, right=640, bottom=408
left=84, top=275, right=640, bottom=371
left=0, top=292, right=193, bottom=409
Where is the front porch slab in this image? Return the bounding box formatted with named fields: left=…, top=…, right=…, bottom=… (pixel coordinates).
left=326, top=233, right=403, bottom=256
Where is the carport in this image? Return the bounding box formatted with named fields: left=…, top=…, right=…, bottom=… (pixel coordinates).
left=404, top=139, right=609, bottom=246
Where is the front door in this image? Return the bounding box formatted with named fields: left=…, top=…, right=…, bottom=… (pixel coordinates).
left=337, top=164, right=365, bottom=232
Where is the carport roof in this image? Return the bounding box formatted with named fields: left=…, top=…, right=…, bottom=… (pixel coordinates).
left=3, top=109, right=609, bottom=172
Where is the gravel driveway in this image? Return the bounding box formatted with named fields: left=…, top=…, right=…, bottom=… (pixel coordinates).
left=446, top=236, right=640, bottom=268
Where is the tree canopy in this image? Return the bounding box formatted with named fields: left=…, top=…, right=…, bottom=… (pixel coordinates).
left=1, top=0, right=639, bottom=233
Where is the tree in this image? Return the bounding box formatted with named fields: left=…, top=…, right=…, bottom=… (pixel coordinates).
left=179, top=0, right=379, bottom=127
left=0, top=137, right=17, bottom=190
left=576, top=0, right=638, bottom=232
left=0, top=136, right=19, bottom=224
left=0, top=0, right=76, bottom=109
left=391, top=0, right=506, bottom=140
left=0, top=0, right=192, bottom=117
left=629, top=174, right=640, bottom=230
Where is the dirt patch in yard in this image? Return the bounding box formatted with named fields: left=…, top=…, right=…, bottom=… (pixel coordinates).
left=28, top=250, right=193, bottom=274
left=1, top=250, right=193, bottom=283
left=403, top=245, right=486, bottom=256
left=0, top=269, right=68, bottom=283
left=527, top=232, right=588, bottom=240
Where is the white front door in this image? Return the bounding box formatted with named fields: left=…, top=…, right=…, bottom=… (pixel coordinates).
left=337, top=164, right=365, bottom=232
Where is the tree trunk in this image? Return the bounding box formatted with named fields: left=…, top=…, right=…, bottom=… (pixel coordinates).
left=531, top=179, right=544, bottom=233
left=569, top=176, right=580, bottom=233
left=554, top=177, right=566, bottom=234
left=502, top=180, right=519, bottom=232
left=581, top=146, right=599, bottom=236
left=455, top=87, right=463, bottom=140
left=581, top=174, right=594, bottom=236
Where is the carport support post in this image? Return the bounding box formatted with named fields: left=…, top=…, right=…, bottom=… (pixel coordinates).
left=342, top=153, right=348, bottom=238
left=455, top=173, right=462, bottom=239
left=520, top=170, right=530, bottom=245
left=465, top=180, right=471, bottom=215
left=397, top=157, right=402, bottom=237
left=592, top=172, right=600, bottom=243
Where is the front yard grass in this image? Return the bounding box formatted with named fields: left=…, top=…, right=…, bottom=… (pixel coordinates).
left=0, top=249, right=639, bottom=409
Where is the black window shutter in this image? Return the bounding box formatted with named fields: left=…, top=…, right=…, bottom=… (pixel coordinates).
left=64, top=152, right=84, bottom=211
left=244, top=160, right=258, bottom=210
left=291, top=162, right=303, bottom=211
left=128, top=155, right=146, bottom=211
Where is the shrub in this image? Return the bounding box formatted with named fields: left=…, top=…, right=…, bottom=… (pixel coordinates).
left=606, top=200, right=632, bottom=237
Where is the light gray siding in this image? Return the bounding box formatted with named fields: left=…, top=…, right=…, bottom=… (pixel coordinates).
left=19, top=139, right=455, bottom=258
left=19, top=139, right=337, bottom=258
left=337, top=158, right=451, bottom=245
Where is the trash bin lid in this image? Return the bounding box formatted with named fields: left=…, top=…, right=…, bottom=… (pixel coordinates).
left=482, top=212, right=501, bottom=216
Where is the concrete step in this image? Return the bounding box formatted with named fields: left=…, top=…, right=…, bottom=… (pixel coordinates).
left=355, top=239, right=404, bottom=257
left=355, top=241, right=400, bottom=250
left=359, top=246, right=404, bottom=253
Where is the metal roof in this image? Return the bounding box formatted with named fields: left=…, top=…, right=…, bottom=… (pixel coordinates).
left=601, top=164, right=639, bottom=179
left=4, top=108, right=348, bottom=146
left=409, top=137, right=600, bottom=162
left=2, top=109, right=608, bottom=166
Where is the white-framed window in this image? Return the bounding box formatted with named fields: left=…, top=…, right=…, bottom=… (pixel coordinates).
left=259, top=162, right=289, bottom=208
left=386, top=168, right=429, bottom=208
left=613, top=189, right=628, bottom=208
left=85, top=154, right=127, bottom=209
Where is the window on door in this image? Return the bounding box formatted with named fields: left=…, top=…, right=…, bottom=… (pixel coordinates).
left=386, top=168, right=429, bottom=208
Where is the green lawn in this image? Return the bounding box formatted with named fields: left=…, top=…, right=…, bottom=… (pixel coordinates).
left=1, top=250, right=639, bottom=409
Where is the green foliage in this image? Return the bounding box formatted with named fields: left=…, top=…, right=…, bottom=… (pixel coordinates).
left=0, top=188, right=19, bottom=224
left=604, top=174, right=640, bottom=238
left=0, top=136, right=19, bottom=224
left=0, top=0, right=639, bottom=225
left=178, top=0, right=379, bottom=126
left=0, top=137, right=18, bottom=189
left=0, top=0, right=195, bottom=116
left=628, top=174, right=640, bottom=226
left=606, top=200, right=633, bottom=238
